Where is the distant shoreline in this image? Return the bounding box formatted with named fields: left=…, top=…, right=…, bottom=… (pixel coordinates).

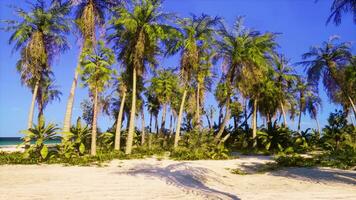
left=0, top=137, right=61, bottom=146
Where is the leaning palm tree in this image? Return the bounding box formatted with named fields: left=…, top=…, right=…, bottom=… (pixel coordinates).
left=113, top=74, right=127, bottom=150
left=80, top=41, right=115, bottom=156
left=326, top=0, right=356, bottom=25
left=166, top=14, right=221, bottom=147
left=62, top=0, right=122, bottom=134
left=300, top=37, right=354, bottom=118
left=108, top=0, right=176, bottom=154
left=215, top=18, right=277, bottom=146
left=4, top=0, right=70, bottom=129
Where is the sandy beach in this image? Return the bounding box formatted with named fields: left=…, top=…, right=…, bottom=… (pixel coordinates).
left=0, top=156, right=355, bottom=200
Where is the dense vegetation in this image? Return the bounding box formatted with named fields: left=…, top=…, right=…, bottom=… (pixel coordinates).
left=0, top=0, right=355, bottom=169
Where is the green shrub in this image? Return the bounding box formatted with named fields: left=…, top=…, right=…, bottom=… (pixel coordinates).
left=171, top=130, right=230, bottom=160
left=21, top=117, right=59, bottom=160
left=61, top=117, right=91, bottom=158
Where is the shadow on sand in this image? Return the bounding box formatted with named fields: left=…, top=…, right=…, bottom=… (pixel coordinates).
left=114, top=162, right=239, bottom=200
left=269, top=167, right=356, bottom=185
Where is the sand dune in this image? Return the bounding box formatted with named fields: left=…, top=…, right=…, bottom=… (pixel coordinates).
left=0, top=156, right=355, bottom=200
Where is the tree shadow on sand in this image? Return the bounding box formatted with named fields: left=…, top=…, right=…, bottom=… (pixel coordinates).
left=269, top=167, right=356, bottom=186
left=114, top=162, right=240, bottom=200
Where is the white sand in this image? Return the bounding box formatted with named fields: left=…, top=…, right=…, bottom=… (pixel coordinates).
left=0, top=156, right=355, bottom=200
left=0, top=145, right=24, bottom=153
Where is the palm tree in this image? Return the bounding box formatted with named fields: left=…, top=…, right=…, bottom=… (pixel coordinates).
left=149, top=70, right=179, bottom=135
left=5, top=0, right=70, bottom=129
left=62, top=0, right=122, bottom=134
left=80, top=41, right=115, bottom=156
left=300, top=37, right=354, bottom=118
left=166, top=14, right=221, bottom=147
left=145, top=88, right=160, bottom=133
left=305, top=93, right=322, bottom=133
left=108, top=0, right=176, bottom=154
left=114, top=74, right=126, bottom=150
left=296, top=78, right=319, bottom=132
left=343, top=57, right=356, bottom=118
left=272, top=54, right=297, bottom=127
left=326, top=0, right=356, bottom=25
left=215, top=18, right=277, bottom=146
left=36, top=74, right=62, bottom=121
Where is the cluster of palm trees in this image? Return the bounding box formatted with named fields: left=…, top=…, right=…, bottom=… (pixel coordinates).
left=4, top=0, right=355, bottom=155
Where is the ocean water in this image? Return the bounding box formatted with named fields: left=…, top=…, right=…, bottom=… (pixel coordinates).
left=0, top=137, right=61, bottom=146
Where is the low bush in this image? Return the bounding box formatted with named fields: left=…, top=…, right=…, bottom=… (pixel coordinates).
left=171, top=130, right=230, bottom=160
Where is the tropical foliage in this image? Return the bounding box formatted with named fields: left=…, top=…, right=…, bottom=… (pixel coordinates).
left=0, top=0, right=354, bottom=169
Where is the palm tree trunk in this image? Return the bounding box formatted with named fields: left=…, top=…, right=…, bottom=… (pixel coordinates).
left=174, top=89, right=187, bottom=148
left=160, top=103, right=167, bottom=135
left=348, top=96, right=356, bottom=119
left=141, top=111, right=145, bottom=145
left=27, top=80, right=40, bottom=129
left=315, top=117, right=321, bottom=133
left=215, top=99, right=230, bottom=141
left=280, top=102, right=287, bottom=127
left=149, top=112, right=152, bottom=133
left=91, top=88, right=98, bottom=156
left=125, top=67, right=137, bottom=154
left=252, top=98, right=258, bottom=148
left=298, top=104, right=302, bottom=132
left=169, top=111, right=173, bottom=134
left=206, top=114, right=211, bottom=129
left=63, top=65, right=79, bottom=133
left=114, top=92, right=126, bottom=150
left=196, top=83, right=200, bottom=128
left=155, top=115, right=159, bottom=134
left=37, top=104, right=43, bottom=123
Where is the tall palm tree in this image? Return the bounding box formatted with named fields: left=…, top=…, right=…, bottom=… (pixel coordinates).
left=326, top=0, right=356, bottom=25
left=80, top=41, right=115, bottom=155
left=114, top=74, right=126, bottom=150
left=5, top=0, right=70, bottom=129
left=62, top=0, right=122, bottom=134
left=342, top=57, right=356, bottom=118
left=108, top=0, right=176, bottom=154
left=272, top=54, right=297, bottom=127
left=166, top=14, right=221, bottom=147
left=300, top=37, right=354, bottom=118
left=215, top=18, right=277, bottom=145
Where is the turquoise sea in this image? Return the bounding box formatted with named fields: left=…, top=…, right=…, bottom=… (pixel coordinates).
left=0, top=137, right=61, bottom=146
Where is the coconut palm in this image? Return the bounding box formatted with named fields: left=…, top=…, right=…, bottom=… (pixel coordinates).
left=215, top=18, right=277, bottom=146
left=36, top=74, right=62, bottom=121
left=326, top=0, right=356, bottom=25
left=149, top=70, right=179, bottom=135
left=113, top=74, right=127, bottom=150
left=5, top=0, right=70, bottom=129
left=166, top=14, right=221, bottom=147
left=295, top=78, right=319, bottom=132
left=80, top=41, right=115, bottom=155
left=305, top=93, right=322, bottom=133
left=145, top=88, right=160, bottom=133
left=272, top=54, right=297, bottom=127
left=108, top=0, right=176, bottom=154
left=300, top=37, right=354, bottom=118
left=342, top=57, right=356, bottom=118
left=62, top=0, right=122, bottom=134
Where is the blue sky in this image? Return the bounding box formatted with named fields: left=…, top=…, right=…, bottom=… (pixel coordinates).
left=0, top=0, right=355, bottom=137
